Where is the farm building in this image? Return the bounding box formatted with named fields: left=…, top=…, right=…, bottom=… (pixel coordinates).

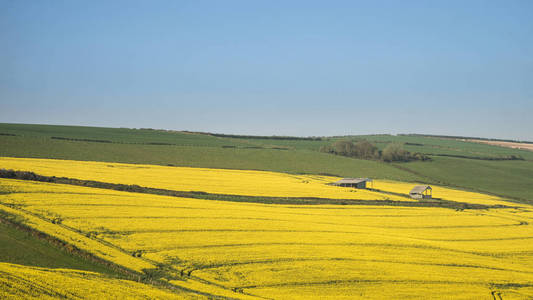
left=332, top=178, right=373, bottom=189
left=410, top=185, right=432, bottom=199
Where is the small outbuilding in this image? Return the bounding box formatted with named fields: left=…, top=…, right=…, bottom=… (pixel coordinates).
left=332, top=178, right=373, bottom=189
left=410, top=185, right=432, bottom=199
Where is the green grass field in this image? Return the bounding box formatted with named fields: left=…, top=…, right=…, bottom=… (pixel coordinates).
left=0, top=220, right=117, bottom=275
left=0, top=123, right=251, bottom=147
left=0, top=135, right=420, bottom=181
left=352, top=134, right=533, bottom=160
left=397, top=156, right=533, bottom=202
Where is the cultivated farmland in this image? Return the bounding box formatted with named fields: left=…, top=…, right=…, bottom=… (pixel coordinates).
left=1, top=159, right=532, bottom=298
left=0, top=157, right=413, bottom=202
left=1, top=124, right=533, bottom=299
left=0, top=262, right=201, bottom=299
left=2, top=123, right=532, bottom=204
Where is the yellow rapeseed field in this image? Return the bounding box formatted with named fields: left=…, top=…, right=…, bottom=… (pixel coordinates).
left=0, top=262, right=202, bottom=299
left=0, top=157, right=411, bottom=201
left=1, top=177, right=532, bottom=299
left=0, top=157, right=513, bottom=206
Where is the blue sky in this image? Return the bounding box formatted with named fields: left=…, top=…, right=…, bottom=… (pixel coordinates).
left=1, top=1, right=532, bottom=139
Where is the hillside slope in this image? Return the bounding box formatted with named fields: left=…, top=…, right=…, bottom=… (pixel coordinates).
left=1, top=123, right=532, bottom=203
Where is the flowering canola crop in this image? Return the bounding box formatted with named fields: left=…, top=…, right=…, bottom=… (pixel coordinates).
left=0, top=262, right=201, bottom=299
left=1, top=176, right=532, bottom=299
left=0, top=157, right=411, bottom=201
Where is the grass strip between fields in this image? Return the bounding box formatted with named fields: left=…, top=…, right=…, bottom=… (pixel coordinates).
left=0, top=169, right=511, bottom=210
left=0, top=214, right=117, bottom=275
left=0, top=209, right=134, bottom=278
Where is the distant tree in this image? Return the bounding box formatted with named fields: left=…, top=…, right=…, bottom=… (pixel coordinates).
left=412, top=152, right=431, bottom=161
left=319, top=145, right=333, bottom=153
left=331, top=141, right=356, bottom=157
left=354, top=140, right=379, bottom=159
left=382, top=143, right=411, bottom=162
left=320, top=140, right=429, bottom=162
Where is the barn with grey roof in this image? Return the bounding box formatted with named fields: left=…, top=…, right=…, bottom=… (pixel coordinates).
left=331, top=178, right=373, bottom=189
left=409, top=185, right=432, bottom=199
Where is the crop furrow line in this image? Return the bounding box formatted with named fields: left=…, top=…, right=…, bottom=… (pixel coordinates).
left=150, top=241, right=516, bottom=258
left=237, top=279, right=533, bottom=289
left=189, top=257, right=533, bottom=275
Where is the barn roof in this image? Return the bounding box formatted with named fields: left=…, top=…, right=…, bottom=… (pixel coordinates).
left=410, top=185, right=432, bottom=194
left=334, top=178, right=372, bottom=185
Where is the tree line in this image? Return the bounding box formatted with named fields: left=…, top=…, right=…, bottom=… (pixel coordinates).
left=319, top=140, right=430, bottom=162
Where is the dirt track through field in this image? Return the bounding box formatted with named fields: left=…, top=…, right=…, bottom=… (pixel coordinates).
left=467, top=139, right=533, bottom=152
